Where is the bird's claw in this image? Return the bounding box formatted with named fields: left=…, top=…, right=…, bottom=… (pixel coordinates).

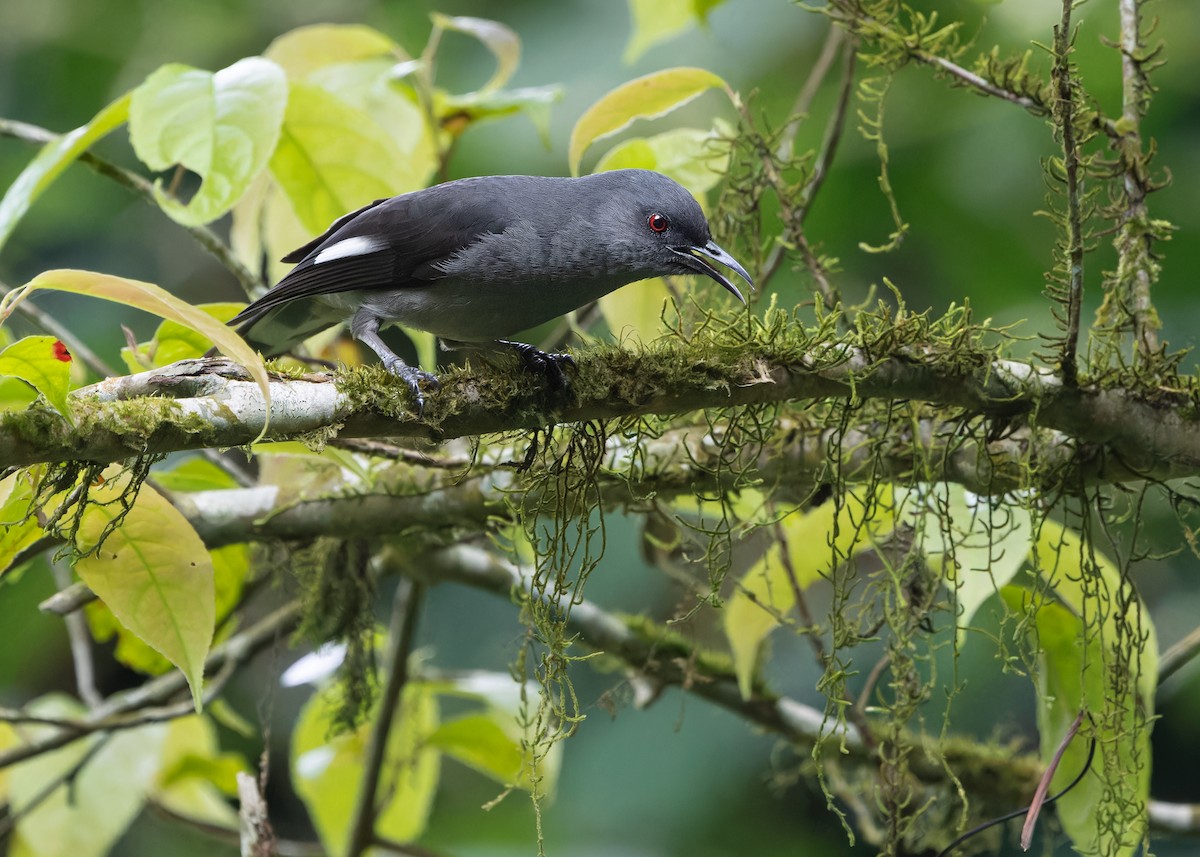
left=383, top=359, right=441, bottom=416
left=511, top=344, right=576, bottom=392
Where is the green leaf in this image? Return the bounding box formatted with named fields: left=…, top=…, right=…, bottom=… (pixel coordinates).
left=9, top=695, right=168, bottom=857
left=569, top=67, right=728, bottom=175
left=624, top=0, right=698, bottom=63
left=75, top=468, right=215, bottom=710
left=438, top=85, right=563, bottom=148
left=1005, top=520, right=1157, bottom=857
left=270, top=81, right=412, bottom=235
left=431, top=13, right=521, bottom=92
left=129, top=57, right=287, bottom=226
left=293, top=682, right=439, bottom=856
left=595, top=123, right=733, bottom=196
left=0, top=335, right=74, bottom=420
left=0, top=469, right=44, bottom=578
left=10, top=269, right=272, bottom=435
left=427, top=671, right=562, bottom=795
left=725, top=487, right=896, bottom=698
left=0, top=92, right=131, bottom=255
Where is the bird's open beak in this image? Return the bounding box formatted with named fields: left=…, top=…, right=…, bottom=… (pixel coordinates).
left=671, top=240, right=754, bottom=305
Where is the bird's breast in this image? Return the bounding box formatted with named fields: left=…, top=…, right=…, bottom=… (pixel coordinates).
left=330, top=271, right=638, bottom=342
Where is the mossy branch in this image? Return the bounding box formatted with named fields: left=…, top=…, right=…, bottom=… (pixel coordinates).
left=5, top=337, right=1200, bottom=485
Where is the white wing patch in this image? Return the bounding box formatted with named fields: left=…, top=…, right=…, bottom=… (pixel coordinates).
left=313, top=235, right=385, bottom=264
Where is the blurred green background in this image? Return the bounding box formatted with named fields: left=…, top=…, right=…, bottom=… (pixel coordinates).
left=2, top=1, right=1200, bottom=855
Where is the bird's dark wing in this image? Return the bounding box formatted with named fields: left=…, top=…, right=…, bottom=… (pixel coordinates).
left=279, top=198, right=390, bottom=264
left=227, top=185, right=516, bottom=352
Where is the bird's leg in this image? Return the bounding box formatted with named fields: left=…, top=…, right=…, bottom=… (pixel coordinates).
left=495, top=339, right=576, bottom=391
left=351, top=310, right=440, bottom=414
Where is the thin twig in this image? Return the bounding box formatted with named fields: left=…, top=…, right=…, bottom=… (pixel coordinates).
left=935, top=726, right=1095, bottom=857
left=1157, top=623, right=1200, bottom=683
left=0, top=117, right=262, bottom=298
left=329, top=437, right=472, bottom=469
left=779, top=25, right=846, bottom=160
left=758, top=30, right=856, bottom=298
left=51, top=559, right=103, bottom=708
left=916, top=52, right=1046, bottom=113
left=796, top=34, right=858, bottom=223
left=345, top=581, right=425, bottom=857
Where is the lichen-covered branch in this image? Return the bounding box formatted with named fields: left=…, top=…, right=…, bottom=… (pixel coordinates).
left=1051, top=1, right=1086, bottom=386
left=4, top=336, right=1200, bottom=486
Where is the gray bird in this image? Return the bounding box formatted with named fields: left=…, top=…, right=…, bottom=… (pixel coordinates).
left=227, top=168, right=753, bottom=410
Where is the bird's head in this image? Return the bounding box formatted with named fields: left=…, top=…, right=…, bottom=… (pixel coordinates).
left=591, top=169, right=754, bottom=304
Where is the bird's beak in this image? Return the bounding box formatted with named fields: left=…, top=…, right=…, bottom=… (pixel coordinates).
left=671, top=240, right=754, bottom=305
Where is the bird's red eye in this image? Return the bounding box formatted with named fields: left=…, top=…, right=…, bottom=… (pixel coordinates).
left=647, top=213, right=669, bottom=233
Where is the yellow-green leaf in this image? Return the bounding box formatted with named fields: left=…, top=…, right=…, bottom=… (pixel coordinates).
left=293, top=682, right=439, bottom=856
left=595, top=123, right=732, bottom=196
left=598, top=277, right=673, bottom=340
left=431, top=13, right=520, bottom=93
left=624, top=0, right=697, bottom=63
left=11, top=269, right=272, bottom=434
left=725, top=487, right=895, bottom=698
left=0, top=335, right=73, bottom=420
left=75, top=469, right=215, bottom=710
left=270, top=81, right=410, bottom=235
left=569, top=67, right=728, bottom=175
left=0, top=469, right=44, bottom=578
left=129, top=58, right=287, bottom=226
left=153, top=715, right=246, bottom=827
left=121, top=302, right=244, bottom=371
left=0, top=92, right=131, bottom=254
left=429, top=713, right=523, bottom=785
left=264, top=24, right=403, bottom=79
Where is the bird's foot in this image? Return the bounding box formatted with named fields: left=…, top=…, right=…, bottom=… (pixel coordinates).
left=382, top=358, right=441, bottom=416
left=501, top=341, right=576, bottom=392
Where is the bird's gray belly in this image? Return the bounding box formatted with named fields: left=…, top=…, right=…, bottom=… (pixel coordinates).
left=321, top=275, right=636, bottom=341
